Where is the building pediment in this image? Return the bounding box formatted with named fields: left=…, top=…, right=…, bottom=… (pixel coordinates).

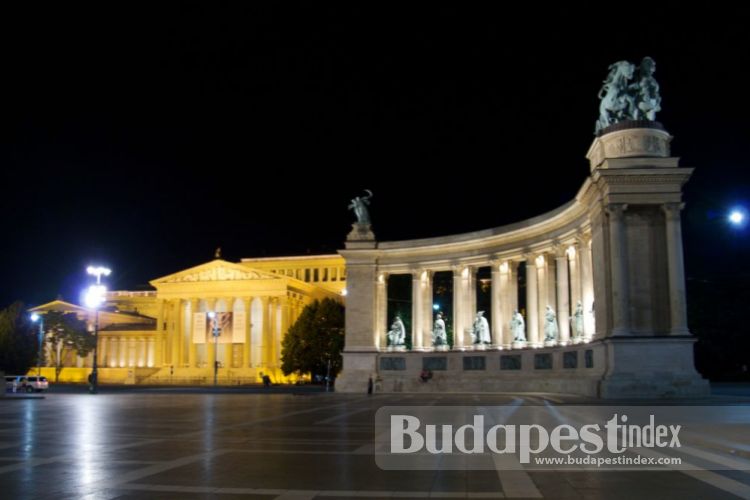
left=150, top=259, right=281, bottom=286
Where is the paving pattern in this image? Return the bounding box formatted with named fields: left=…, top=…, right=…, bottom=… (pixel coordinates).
left=1, top=389, right=749, bottom=499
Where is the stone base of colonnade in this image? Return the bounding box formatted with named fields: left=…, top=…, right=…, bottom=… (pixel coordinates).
left=358, top=339, right=708, bottom=399
left=598, top=337, right=709, bottom=399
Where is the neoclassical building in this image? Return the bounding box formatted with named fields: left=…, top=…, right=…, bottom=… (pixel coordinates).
left=31, top=255, right=345, bottom=384
left=336, top=122, right=708, bottom=398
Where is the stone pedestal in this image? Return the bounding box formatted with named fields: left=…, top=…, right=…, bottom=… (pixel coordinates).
left=544, top=340, right=557, bottom=348
left=512, top=340, right=527, bottom=349
left=335, top=351, right=378, bottom=393
left=599, top=337, right=709, bottom=398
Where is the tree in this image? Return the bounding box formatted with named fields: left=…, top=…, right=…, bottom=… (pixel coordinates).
left=42, top=311, right=94, bottom=382
left=281, top=298, right=344, bottom=379
left=0, top=302, right=37, bottom=375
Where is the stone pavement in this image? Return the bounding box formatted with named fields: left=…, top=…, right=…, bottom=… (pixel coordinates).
left=1, top=390, right=749, bottom=499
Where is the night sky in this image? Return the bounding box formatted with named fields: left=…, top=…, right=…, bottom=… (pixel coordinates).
left=2, top=4, right=749, bottom=308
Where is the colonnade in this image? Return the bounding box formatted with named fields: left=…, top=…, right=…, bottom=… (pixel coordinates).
left=375, top=237, right=596, bottom=350
left=93, top=293, right=305, bottom=371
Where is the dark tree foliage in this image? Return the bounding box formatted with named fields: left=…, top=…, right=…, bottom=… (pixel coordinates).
left=0, top=302, right=37, bottom=375
left=281, top=298, right=344, bottom=378
left=42, top=310, right=93, bottom=382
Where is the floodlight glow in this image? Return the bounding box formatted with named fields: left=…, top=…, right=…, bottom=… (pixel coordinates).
left=729, top=210, right=745, bottom=225
left=84, top=284, right=107, bottom=309
left=433, top=303, right=440, bottom=311
left=87, top=266, right=112, bottom=284
left=341, top=288, right=348, bottom=296
left=31, top=313, right=40, bottom=322
left=207, top=311, right=216, bottom=318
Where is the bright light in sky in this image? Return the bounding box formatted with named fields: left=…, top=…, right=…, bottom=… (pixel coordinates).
left=729, top=210, right=745, bottom=225
left=433, top=303, right=440, bottom=311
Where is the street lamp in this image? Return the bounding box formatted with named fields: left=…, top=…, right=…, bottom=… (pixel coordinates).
left=84, top=266, right=111, bottom=394
left=30, top=313, right=44, bottom=377
left=207, top=311, right=221, bottom=387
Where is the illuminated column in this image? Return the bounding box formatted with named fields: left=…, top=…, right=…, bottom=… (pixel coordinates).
left=375, top=273, right=388, bottom=350
left=119, top=337, right=127, bottom=367
left=452, top=266, right=466, bottom=348
left=568, top=244, right=582, bottom=315
left=225, top=296, right=234, bottom=368
left=188, top=299, right=198, bottom=368
left=663, top=203, right=690, bottom=335
left=607, top=204, right=630, bottom=335
left=578, top=233, right=595, bottom=338
left=555, top=247, right=570, bottom=345
left=108, top=337, right=118, bottom=367
left=147, top=338, right=155, bottom=367
left=172, top=299, right=183, bottom=365
left=411, top=271, right=423, bottom=350
left=505, top=261, right=519, bottom=346
left=156, top=299, right=166, bottom=362
left=100, top=337, right=108, bottom=368
left=243, top=297, right=253, bottom=368
left=535, top=254, right=548, bottom=343
left=525, top=255, right=540, bottom=347
left=490, top=260, right=505, bottom=346
left=423, top=270, right=433, bottom=349
left=136, top=337, right=145, bottom=367
left=263, top=297, right=271, bottom=366
left=277, top=296, right=289, bottom=367
left=128, top=337, right=136, bottom=367
left=206, top=298, right=216, bottom=371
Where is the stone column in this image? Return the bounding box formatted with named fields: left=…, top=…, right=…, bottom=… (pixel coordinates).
left=607, top=204, right=630, bottom=335
left=206, top=298, right=216, bottom=371
left=578, top=233, right=595, bottom=338
left=467, top=267, right=476, bottom=330
left=188, top=299, right=198, bottom=368
left=147, top=338, right=155, bottom=368
left=278, top=296, right=289, bottom=367
left=156, top=299, right=166, bottom=363
left=108, top=337, right=117, bottom=367
left=505, top=261, right=519, bottom=346
left=136, top=338, right=145, bottom=367
left=243, top=297, right=253, bottom=368
left=663, top=203, right=690, bottom=335
left=100, top=337, right=108, bottom=368
left=490, top=260, right=504, bottom=347
left=535, top=254, right=548, bottom=342
left=225, top=297, right=235, bottom=368
left=555, top=247, right=570, bottom=345
left=420, top=270, right=434, bottom=349
left=171, top=299, right=182, bottom=366
left=264, top=297, right=273, bottom=367
left=568, top=244, right=582, bottom=315
left=525, top=255, right=540, bottom=347
left=375, top=273, right=388, bottom=350
left=411, top=271, right=423, bottom=350
left=452, top=266, right=464, bottom=348
left=117, top=337, right=128, bottom=368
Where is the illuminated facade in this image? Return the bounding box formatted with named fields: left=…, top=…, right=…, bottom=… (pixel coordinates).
left=30, top=255, right=345, bottom=384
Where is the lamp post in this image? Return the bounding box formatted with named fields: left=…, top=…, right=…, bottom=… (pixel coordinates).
left=30, top=313, right=44, bottom=377
left=85, top=266, right=111, bottom=394
left=207, top=311, right=220, bottom=387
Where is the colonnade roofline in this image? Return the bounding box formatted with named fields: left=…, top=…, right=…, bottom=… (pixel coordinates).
left=340, top=180, right=595, bottom=268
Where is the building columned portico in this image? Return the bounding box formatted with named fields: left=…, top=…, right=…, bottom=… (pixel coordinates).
left=30, top=255, right=345, bottom=385
left=336, top=122, right=709, bottom=399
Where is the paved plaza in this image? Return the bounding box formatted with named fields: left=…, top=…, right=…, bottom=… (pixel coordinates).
left=2, top=389, right=750, bottom=499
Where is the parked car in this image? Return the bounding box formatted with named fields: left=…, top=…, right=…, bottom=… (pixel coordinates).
left=4, top=375, right=49, bottom=393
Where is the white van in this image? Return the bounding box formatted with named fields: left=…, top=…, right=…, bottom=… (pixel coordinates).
left=4, top=375, right=49, bottom=393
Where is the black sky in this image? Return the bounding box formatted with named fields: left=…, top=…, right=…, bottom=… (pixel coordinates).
left=2, top=4, right=749, bottom=307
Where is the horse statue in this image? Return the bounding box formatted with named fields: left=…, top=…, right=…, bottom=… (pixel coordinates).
left=595, top=60, right=636, bottom=134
